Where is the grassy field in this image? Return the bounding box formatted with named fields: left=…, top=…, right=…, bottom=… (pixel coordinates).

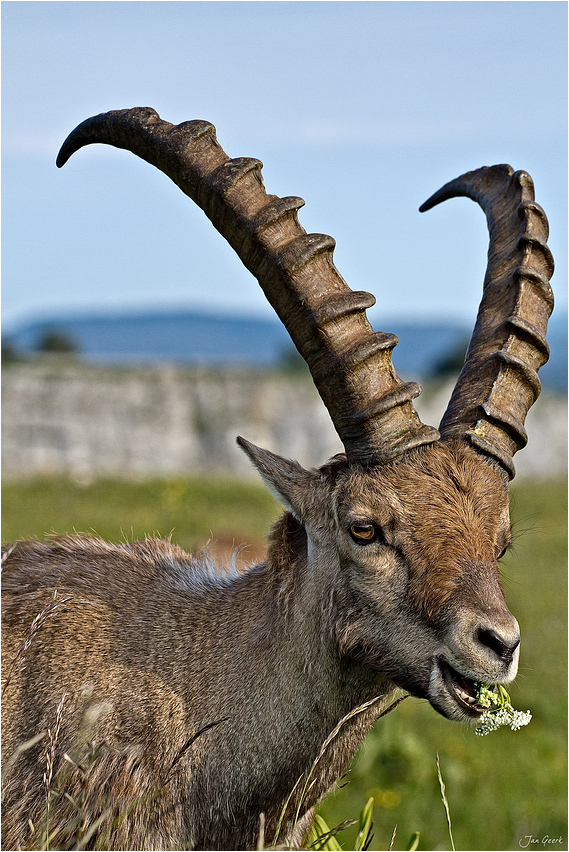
left=2, top=476, right=566, bottom=851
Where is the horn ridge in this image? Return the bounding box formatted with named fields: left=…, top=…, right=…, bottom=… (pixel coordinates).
left=206, top=157, right=264, bottom=198
left=513, top=266, right=554, bottom=309
left=309, top=291, right=377, bottom=327
left=275, top=233, right=337, bottom=274
left=335, top=332, right=400, bottom=367
left=422, top=164, right=554, bottom=479
left=57, top=107, right=439, bottom=466
left=503, top=316, right=549, bottom=360
left=251, top=196, right=306, bottom=234
left=478, top=402, right=528, bottom=448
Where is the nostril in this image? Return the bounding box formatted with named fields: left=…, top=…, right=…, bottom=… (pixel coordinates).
left=477, top=628, right=520, bottom=662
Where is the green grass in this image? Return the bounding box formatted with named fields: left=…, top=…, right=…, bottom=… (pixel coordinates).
left=1, top=475, right=281, bottom=560
left=2, top=477, right=566, bottom=850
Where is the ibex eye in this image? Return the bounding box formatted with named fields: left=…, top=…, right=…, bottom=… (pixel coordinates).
left=349, top=522, right=378, bottom=544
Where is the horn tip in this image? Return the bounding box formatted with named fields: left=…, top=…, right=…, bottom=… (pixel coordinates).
left=419, top=164, right=517, bottom=213
left=56, top=147, right=69, bottom=169
left=56, top=107, right=163, bottom=169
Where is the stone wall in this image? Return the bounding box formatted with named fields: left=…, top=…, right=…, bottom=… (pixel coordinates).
left=2, top=361, right=566, bottom=481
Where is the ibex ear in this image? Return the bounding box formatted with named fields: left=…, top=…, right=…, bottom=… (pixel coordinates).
left=236, top=437, right=327, bottom=522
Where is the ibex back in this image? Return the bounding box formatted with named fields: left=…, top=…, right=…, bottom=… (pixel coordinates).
left=2, top=109, right=554, bottom=851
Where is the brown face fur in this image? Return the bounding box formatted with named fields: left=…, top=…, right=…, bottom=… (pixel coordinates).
left=333, top=440, right=511, bottom=622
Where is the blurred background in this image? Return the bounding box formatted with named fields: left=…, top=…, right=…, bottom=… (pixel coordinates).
left=2, top=3, right=567, bottom=850
left=3, top=2, right=567, bottom=333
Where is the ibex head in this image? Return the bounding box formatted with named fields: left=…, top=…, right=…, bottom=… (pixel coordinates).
left=241, top=438, right=515, bottom=723
left=56, top=108, right=553, bottom=726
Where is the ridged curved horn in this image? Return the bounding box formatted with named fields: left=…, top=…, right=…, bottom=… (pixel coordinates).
left=420, top=165, right=554, bottom=479
left=57, top=107, right=439, bottom=465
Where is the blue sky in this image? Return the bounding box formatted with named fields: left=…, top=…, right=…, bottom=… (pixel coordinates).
left=3, top=1, right=567, bottom=331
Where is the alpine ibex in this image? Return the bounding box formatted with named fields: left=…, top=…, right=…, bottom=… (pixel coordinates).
left=2, top=108, right=554, bottom=851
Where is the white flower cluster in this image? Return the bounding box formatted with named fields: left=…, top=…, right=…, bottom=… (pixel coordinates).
left=475, top=706, right=532, bottom=736
left=474, top=683, right=532, bottom=736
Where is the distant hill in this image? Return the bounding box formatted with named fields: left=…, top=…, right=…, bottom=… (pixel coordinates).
left=3, top=308, right=567, bottom=391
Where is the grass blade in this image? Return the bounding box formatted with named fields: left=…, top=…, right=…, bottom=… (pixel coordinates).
left=436, top=753, right=455, bottom=852
left=354, top=796, right=374, bottom=851
left=406, top=831, right=420, bottom=851
left=307, top=814, right=344, bottom=850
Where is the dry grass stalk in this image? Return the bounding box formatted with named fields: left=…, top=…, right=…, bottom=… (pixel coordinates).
left=43, top=693, right=67, bottom=851
left=273, top=693, right=409, bottom=850
left=1, top=588, right=91, bottom=699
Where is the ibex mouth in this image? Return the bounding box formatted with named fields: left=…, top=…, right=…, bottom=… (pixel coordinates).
left=439, top=660, right=486, bottom=716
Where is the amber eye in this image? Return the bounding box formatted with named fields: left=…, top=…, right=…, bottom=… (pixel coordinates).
left=349, top=522, right=378, bottom=544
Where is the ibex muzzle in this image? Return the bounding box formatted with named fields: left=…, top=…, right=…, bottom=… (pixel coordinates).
left=1, top=109, right=553, bottom=851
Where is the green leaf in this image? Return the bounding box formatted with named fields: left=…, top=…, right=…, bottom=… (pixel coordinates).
left=354, top=797, right=374, bottom=851
left=307, top=814, right=344, bottom=851
left=406, top=831, right=420, bottom=851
